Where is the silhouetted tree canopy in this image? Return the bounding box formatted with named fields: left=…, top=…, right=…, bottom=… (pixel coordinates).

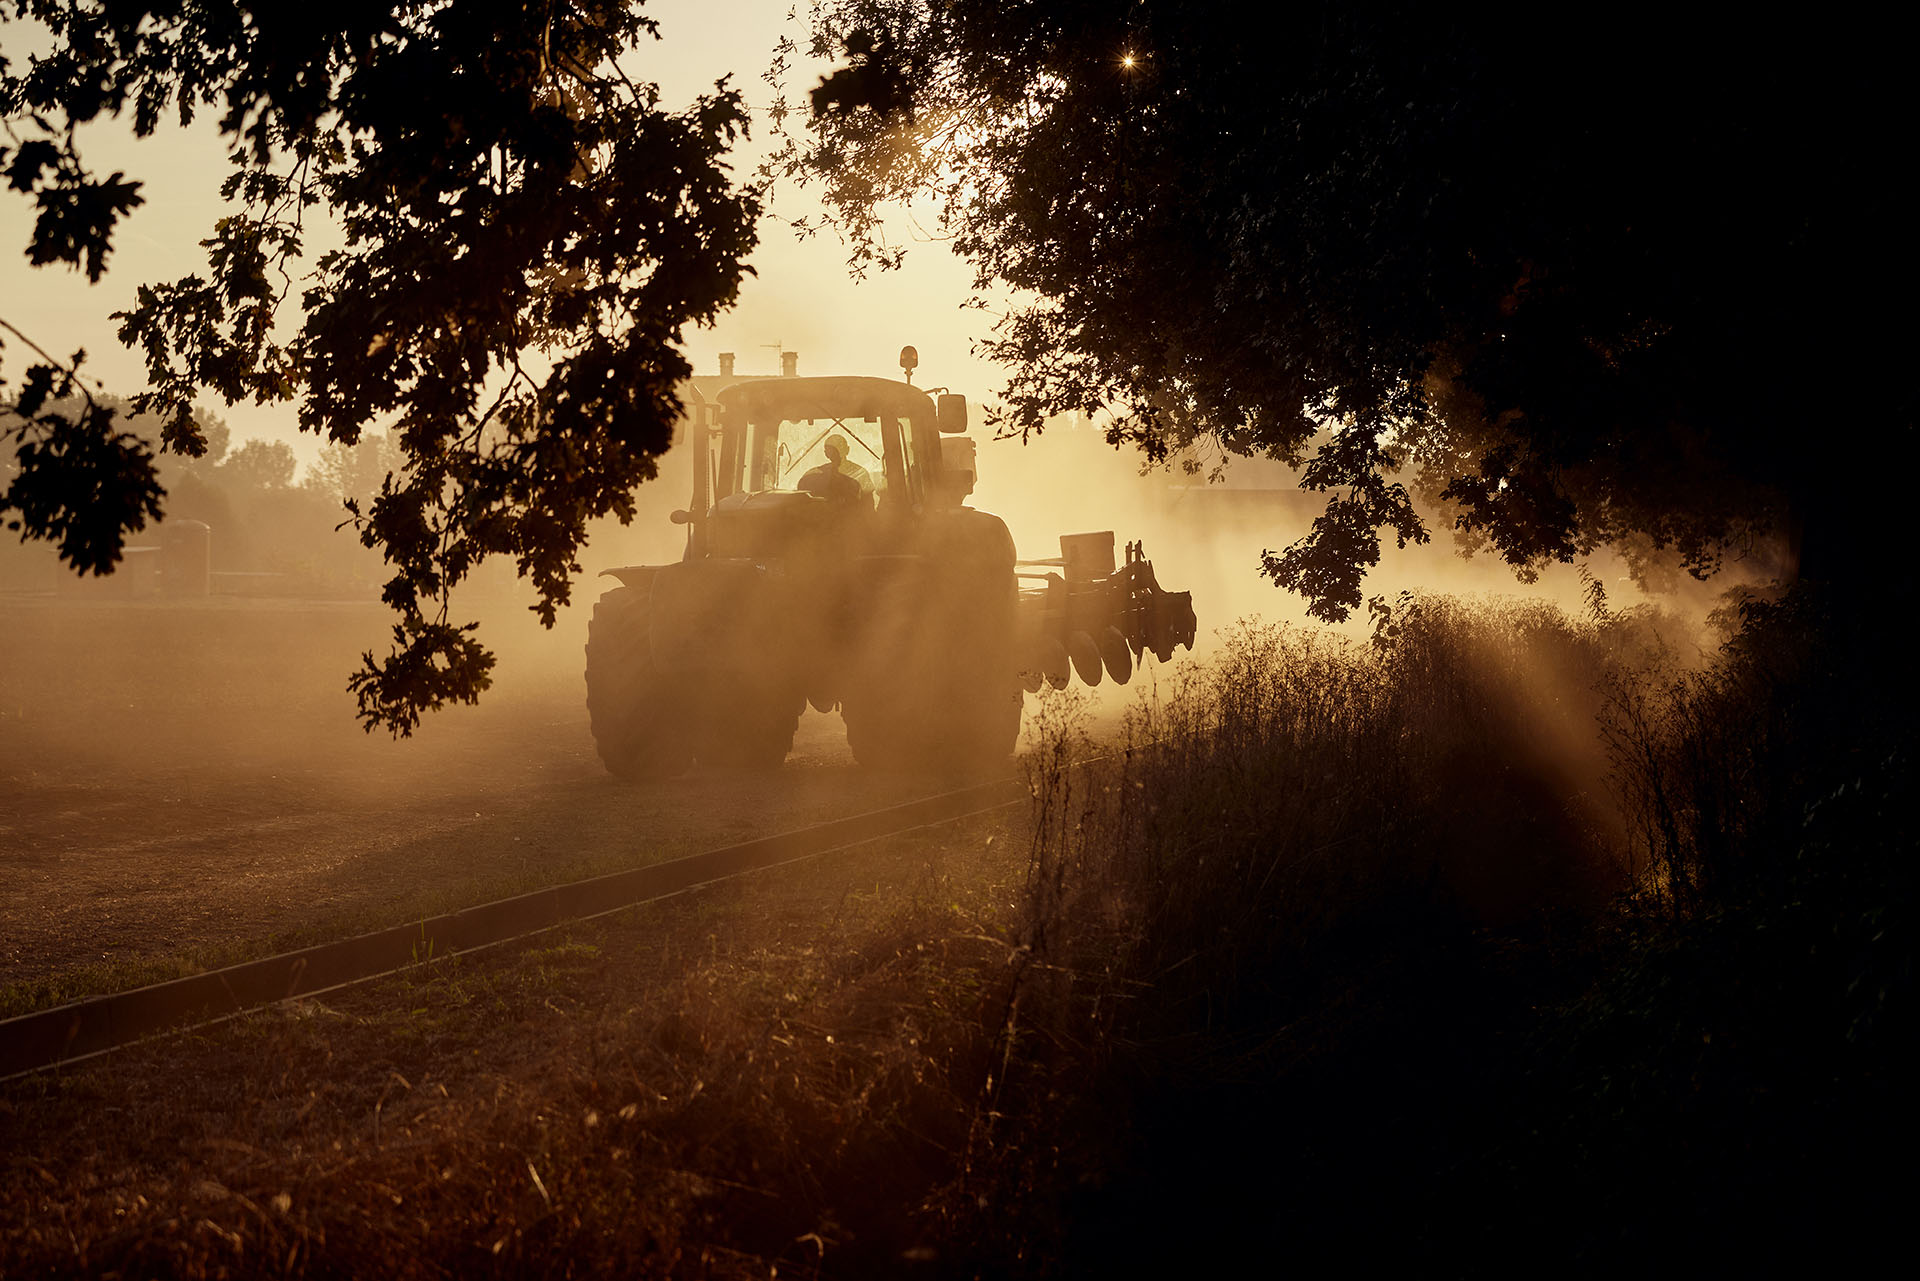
left=2, top=0, right=759, bottom=731
left=781, top=1, right=1910, bottom=617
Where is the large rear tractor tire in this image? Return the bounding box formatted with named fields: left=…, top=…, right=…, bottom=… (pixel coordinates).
left=841, top=559, right=1023, bottom=773
left=842, top=678, right=1020, bottom=773
left=585, top=586, right=694, bottom=781
left=954, top=679, right=1024, bottom=765
left=840, top=683, right=911, bottom=769
left=698, top=681, right=804, bottom=770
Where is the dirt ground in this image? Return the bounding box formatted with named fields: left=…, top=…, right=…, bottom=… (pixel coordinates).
left=0, top=783, right=1032, bottom=1277
left=0, top=594, right=1003, bottom=998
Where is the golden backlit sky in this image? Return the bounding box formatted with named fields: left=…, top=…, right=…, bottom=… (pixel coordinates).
left=0, top=0, right=1005, bottom=473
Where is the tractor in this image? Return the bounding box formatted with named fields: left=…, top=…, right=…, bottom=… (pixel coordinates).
left=584, top=351, right=1196, bottom=777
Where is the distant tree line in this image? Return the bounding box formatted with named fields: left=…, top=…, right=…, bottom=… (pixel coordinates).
left=1, top=392, right=406, bottom=594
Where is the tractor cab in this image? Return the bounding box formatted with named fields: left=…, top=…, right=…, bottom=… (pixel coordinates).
left=678, top=376, right=974, bottom=563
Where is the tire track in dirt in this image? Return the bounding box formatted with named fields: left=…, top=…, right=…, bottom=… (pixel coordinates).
left=0, top=711, right=974, bottom=986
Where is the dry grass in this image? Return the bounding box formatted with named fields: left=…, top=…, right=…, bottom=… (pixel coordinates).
left=951, top=589, right=1910, bottom=1271
left=1598, top=591, right=1825, bottom=911
left=1012, top=595, right=1642, bottom=1005
left=1, top=812, right=1033, bottom=1278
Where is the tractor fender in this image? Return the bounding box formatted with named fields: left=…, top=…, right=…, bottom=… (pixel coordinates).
left=598, top=564, right=666, bottom=593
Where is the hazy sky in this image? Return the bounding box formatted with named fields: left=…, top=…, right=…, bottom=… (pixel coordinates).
left=0, top=0, right=1006, bottom=474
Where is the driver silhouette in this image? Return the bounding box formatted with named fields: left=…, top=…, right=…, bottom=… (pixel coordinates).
left=797, top=434, right=875, bottom=506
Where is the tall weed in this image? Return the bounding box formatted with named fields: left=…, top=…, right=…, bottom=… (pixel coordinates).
left=1600, top=592, right=1822, bottom=911
left=947, top=596, right=1665, bottom=1266
left=1025, top=596, right=1638, bottom=998
left=965, top=586, right=1908, bottom=1273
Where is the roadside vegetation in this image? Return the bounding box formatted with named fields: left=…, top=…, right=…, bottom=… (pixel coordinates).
left=2, top=593, right=1907, bottom=1275
left=964, top=591, right=1911, bottom=1271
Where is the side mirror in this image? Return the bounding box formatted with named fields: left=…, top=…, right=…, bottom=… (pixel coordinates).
left=936, top=393, right=968, bottom=433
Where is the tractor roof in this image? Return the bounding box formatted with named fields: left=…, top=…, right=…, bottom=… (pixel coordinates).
left=715, top=376, right=933, bottom=421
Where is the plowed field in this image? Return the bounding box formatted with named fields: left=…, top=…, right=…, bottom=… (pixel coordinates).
left=0, top=596, right=972, bottom=999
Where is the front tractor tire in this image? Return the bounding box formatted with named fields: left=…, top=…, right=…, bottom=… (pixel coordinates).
left=585, top=586, right=694, bottom=781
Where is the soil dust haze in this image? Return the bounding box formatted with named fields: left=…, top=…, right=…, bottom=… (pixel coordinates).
left=1, top=345, right=1772, bottom=989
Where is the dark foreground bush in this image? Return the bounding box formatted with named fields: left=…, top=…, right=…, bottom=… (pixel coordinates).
left=950, top=592, right=1911, bottom=1274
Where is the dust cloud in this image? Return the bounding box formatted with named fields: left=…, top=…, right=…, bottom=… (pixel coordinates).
left=1, top=373, right=1781, bottom=790
left=1, top=362, right=1786, bottom=986
left=562, top=369, right=1783, bottom=755
left=968, top=417, right=1778, bottom=644
left=951, top=415, right=1777, bottom=732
